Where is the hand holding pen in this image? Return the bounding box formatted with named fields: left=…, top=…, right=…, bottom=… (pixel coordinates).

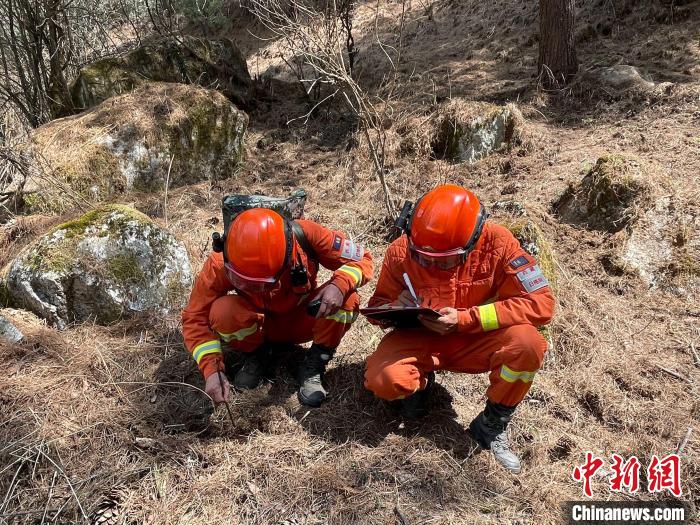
left=391, top=272, right=422, bottom=307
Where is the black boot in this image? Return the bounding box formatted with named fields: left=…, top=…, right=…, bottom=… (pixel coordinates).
left=297, top=344, right=335, bottom=407
left=468, top=400, right=521, bottom=473
left=233, top=345, right=271, bottom=390
left=398, top=371, right=435, bottom=420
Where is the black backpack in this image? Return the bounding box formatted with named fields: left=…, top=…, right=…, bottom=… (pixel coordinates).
left=212, top=189, right=317, bottom=261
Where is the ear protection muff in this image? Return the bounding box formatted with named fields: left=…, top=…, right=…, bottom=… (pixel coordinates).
left=463, top=204, right=487, bottom=254
left=212, top=211, right=308, bottom=288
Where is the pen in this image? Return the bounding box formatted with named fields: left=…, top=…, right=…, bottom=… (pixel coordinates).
left=402, top=272, right=420, bottom=307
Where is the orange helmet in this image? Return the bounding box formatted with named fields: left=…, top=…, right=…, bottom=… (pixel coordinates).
left=407, top=184, right=486, bottom=269
left=223, top=208, right=292, bottom=292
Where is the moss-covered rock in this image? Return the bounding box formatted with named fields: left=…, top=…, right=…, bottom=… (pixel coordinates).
left=6, top=205, right=192, bottom=329
left=24, top=82, right=248, bottom=213
left=68, top=36, right=253, bottom=114
left=427, top=100, right=523, bottom=163
left=553, top=155, right=653, bottom=233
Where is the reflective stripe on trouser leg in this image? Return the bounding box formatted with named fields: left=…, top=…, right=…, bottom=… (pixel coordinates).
left=487, top=365, right=538, bottom=407
left=499, top=364, right=536, bottom=383
left=486, top=326, right=547, bottom=406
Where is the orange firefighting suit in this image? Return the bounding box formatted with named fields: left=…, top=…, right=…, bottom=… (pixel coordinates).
left=364, top=222, right=555, bottom=407
left=183, top=220, right=374, bottom=379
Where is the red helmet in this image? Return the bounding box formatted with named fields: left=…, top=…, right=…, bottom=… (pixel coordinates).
left=407, top=184, right=485, bottom=269
left=224, top=208, right=291, bottom=292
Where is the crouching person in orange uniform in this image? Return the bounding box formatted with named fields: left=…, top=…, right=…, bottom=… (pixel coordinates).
left=183, top=208, right=373, bottom=407
left=364, top=185, right=554, bottom=473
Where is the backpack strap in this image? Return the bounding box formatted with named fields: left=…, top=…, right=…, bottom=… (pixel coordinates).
left=291, top=221, right=318, bottom=262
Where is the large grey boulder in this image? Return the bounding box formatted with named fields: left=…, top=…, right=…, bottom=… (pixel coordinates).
left=622, top=197, right=700, bottom=292
left=25, top=82, right=247, bottom=213
left=68, top=36, right=253, bottom=114
left=429, top=100, right=522, bottom=163
left=6, top=205, right=192, bottom=329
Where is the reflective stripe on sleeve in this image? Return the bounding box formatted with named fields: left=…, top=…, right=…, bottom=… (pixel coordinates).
left=478, top=303, right=499, bottom=332
left=325, top=309, right=358, bottom=324
left=192, top=340, right=222, bottom=364
left=217, top=322, right=259, bottom=343
left=337, top=265, right=362, bottom=286
left=499, top=364, right=537, bottom=383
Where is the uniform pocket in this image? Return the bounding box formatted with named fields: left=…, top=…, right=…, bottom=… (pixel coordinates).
left=457, top=278, right=495, bottom=307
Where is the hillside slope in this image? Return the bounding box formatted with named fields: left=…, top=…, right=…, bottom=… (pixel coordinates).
left=1, top=1, right=698, bottom=524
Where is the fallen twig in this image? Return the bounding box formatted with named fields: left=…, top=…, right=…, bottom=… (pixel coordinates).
left=0, top=509, right=59, bottom=518
left=35, top=449, right=88, bottom=521
left=656, top=366, right=692, bottom=384
left=394, top=504, right=410, bottom=525
left=217, top=370, right=236, bottom=428
left=164, top=154, right=174, bottom=227
left=676, top=427, right=693, bottom=455
left=41, top=471, right=58, bottom=525
left=690, top=343, right=699, bottom=367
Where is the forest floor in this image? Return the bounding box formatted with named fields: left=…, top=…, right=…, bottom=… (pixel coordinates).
left=1, top=0, right=699, bottom=524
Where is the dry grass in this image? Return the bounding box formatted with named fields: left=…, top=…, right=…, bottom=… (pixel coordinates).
left=2, top=0, right=700, bottom=524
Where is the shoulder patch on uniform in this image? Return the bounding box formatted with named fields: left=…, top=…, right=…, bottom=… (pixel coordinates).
left=332, top=235, right=342, bottom=251
left=341, top=239, right=364, bottom=261
left=509, top=255, right=529, bottom=270
left=516, top=265, right=549, bottom=293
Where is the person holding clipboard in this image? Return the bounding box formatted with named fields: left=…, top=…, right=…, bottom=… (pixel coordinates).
left=362, top=184, right=555, bottom=474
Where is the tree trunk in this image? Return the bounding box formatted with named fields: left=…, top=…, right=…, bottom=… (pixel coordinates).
left=538, top=0, right=578, bottom=88
left=45, top=0, right=75, bottom=118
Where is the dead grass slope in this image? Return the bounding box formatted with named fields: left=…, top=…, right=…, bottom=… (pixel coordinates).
left=2, top=1, right=699, bottom=524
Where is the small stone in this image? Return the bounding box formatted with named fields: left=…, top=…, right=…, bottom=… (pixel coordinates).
left=594, top=65, right=655, bottom=92
left=0, top=315, right=23, bottom=343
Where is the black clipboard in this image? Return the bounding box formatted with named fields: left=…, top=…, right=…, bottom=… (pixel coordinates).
left=360, top=306, right=441, bottom=328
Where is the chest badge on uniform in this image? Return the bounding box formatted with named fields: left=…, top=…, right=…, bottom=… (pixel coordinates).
left=516, top=265, right=549, bottom=293
left=332, top=235, right=342, bottom=251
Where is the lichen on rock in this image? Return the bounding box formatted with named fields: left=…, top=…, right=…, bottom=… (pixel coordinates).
left=0, top=314, right=23, bottom=343
left=622, top=197, right=700, bottom=292
left=430, top=100, right=523, bottom=163
left=6, top=204, right=192, bottom=329
left=398, top=100, right=525, bottom=163
left=23, top=82, right=248, bottom=213
left=553, top=154, right=653, bottom=233
left=68, top=36, right=253, bottom=114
